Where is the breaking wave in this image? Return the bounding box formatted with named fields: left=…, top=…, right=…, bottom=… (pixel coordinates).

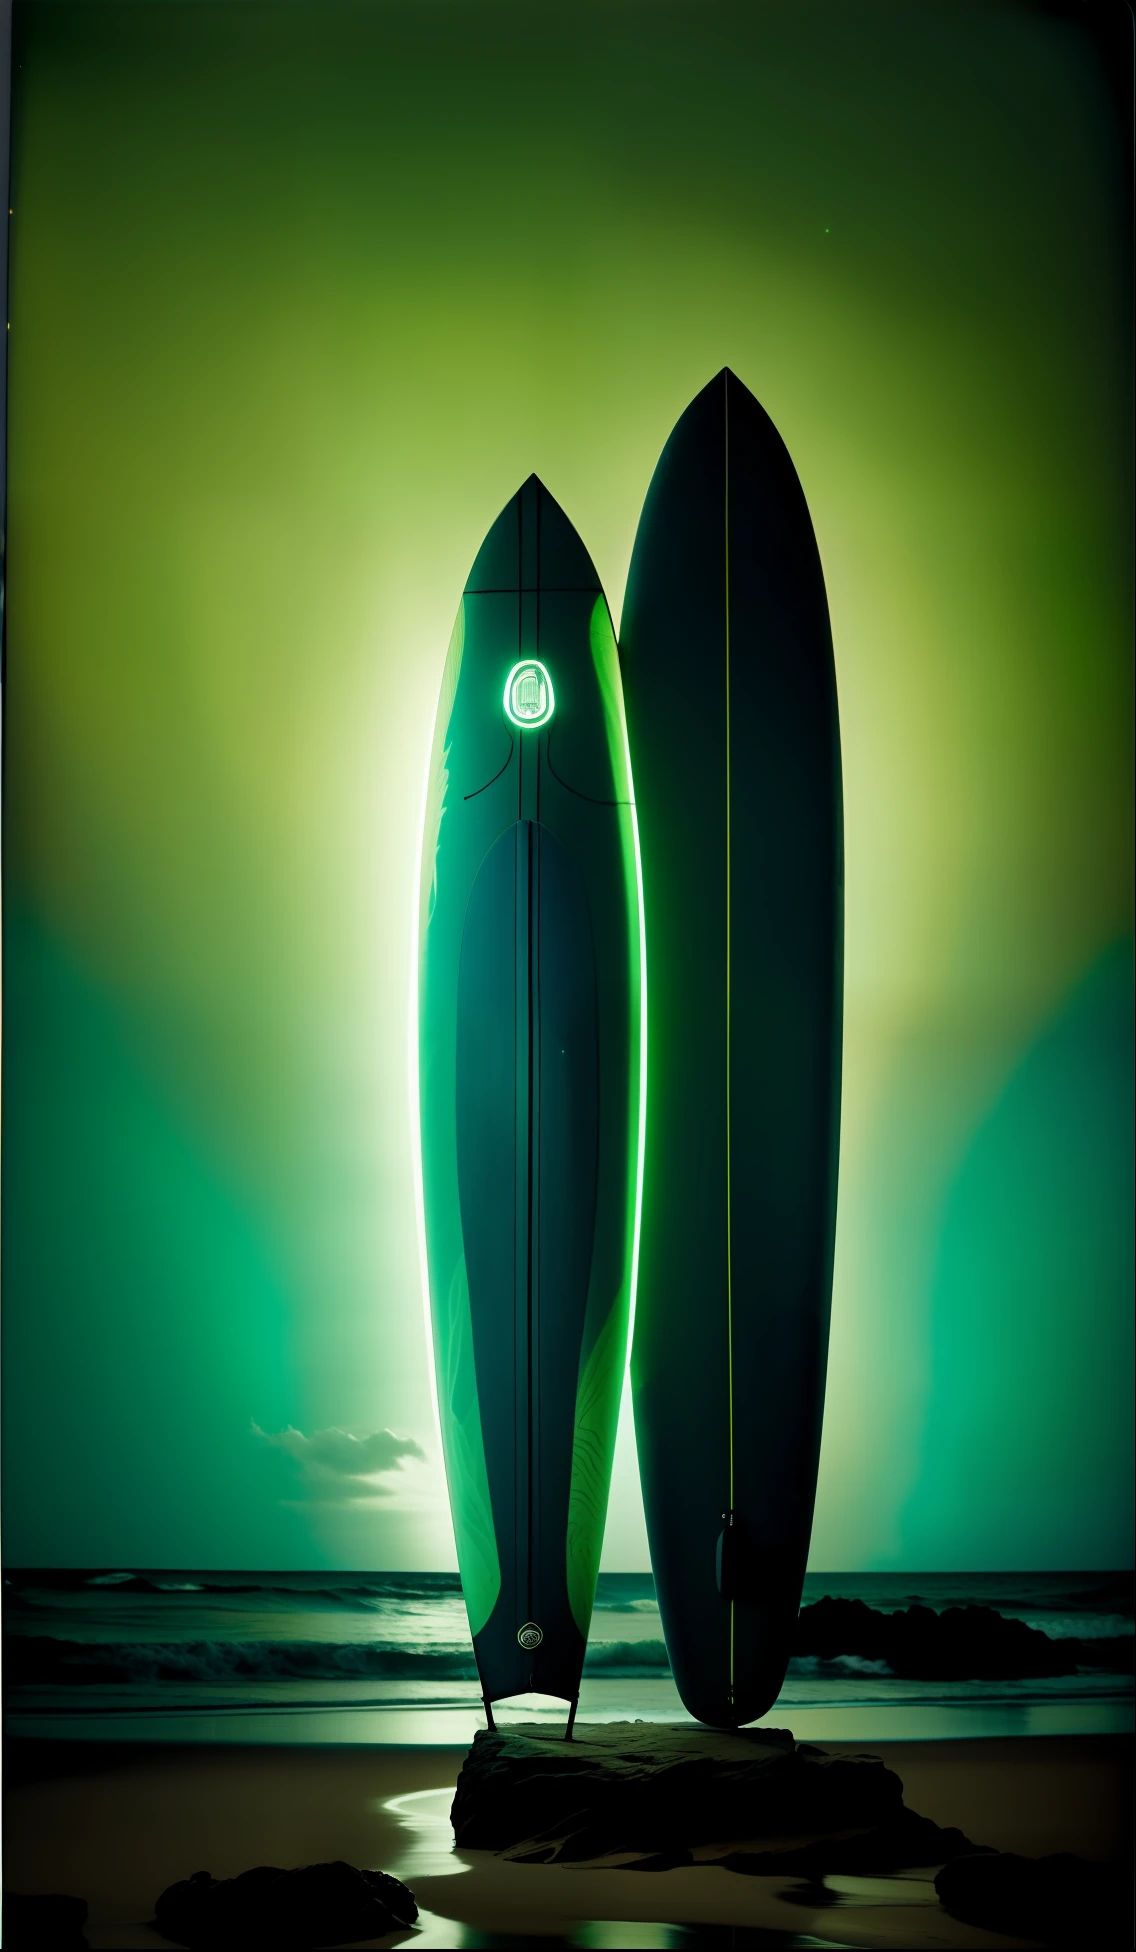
left=6, top=1635, right=674, bottom=1687
left=7, top=1637, right=482, bottom=1686
left=789, top=1654, right=894, bottom=1679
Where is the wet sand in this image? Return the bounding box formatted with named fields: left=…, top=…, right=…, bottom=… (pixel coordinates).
left=2, top=1733, right=1131, bottom=1947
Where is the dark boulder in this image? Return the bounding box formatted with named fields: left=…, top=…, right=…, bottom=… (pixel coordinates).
left=0, top=1893, right=88, bottom=1950
left=795, top=1596, right=1134, bottom=1680
left=451, top=1722, right=986, bottom=1872
left=718, top=1805, right=984, bottom=1877
left=152, top=1861, right=418, bottom=1948
left=935, top=1850, right=1134, bottom=1945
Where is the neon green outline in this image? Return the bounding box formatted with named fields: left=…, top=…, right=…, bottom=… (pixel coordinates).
left=503, top=658, right=555, bottom=728
left=588, top=598, right=647, bottom=1359
left=411, top=602, right=466, bottom=1480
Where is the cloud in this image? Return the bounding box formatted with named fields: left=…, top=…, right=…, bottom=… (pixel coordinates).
left=252, top=1422, right=427, bottom=1507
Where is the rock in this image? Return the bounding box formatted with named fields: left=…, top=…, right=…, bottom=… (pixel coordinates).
left=450, top=1722, right=986, bottom=1871
left=935, top=1851, right=1134, bottom=1945
left=0, top=1892, right=89, bottom=1949
left=151, top=1861, right=418, bottom=1948
left=716, top=1806, right=985, bottom=1877
left=795, top=1596, right=1134, bottom=1681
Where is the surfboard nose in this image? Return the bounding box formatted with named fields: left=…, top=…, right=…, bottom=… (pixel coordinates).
left=681, top=366, right=732, bottom=415
left=465, top=477, right=601, bottom=594
left=671, top=366, right=790, bottom=453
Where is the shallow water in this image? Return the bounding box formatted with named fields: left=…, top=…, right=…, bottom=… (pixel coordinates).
left=377, top=1782, right=861, bottom=1948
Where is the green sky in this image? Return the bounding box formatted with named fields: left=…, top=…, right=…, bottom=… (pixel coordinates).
left=2, top=0, right=1132, bottom=1570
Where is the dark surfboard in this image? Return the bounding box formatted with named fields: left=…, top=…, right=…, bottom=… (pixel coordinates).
left=620, top=370, right=843, bottom=1728
left=417, top=475, right=641, bottom=1718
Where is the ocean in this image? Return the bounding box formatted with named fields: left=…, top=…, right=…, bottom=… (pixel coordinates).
left=4, top=1569, right=1132, bottom=1747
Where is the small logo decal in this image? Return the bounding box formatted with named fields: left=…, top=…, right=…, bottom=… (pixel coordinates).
left=503, top=660, right=555, bottom=728
left=517, top=1621, right=544, bottom=1650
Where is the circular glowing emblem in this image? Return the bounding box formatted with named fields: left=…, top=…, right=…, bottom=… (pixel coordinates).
left=504, top=660, right=555, bottom=729
left=516, top=1621, right=544, bottom=1651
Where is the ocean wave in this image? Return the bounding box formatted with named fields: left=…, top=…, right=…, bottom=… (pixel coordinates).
left=5, top=1623, right=1133, bottom=1694
left=4, top=1635, right=678, bottom=1687
left=3, top=1572, right=466, bottom=1606
left=584, top=1639, right=671, bottom=1670
left=788, top=1663, right=893, bottom=1678
left=5, top=1638, right=481, bottom=1686
left=1013, top=1615, right=1135, bottom=1642
left=4, top=1583, right=1131, bottom=1693
left=789, top=1655, right=894, bottom=1678
left=1041, top=1583, right=1134, bottom=1611
left=67, top=1576, right=462, bottom=1607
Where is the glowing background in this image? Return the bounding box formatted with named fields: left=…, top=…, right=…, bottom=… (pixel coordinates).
left=3, top=0, right=1131, bottom=1570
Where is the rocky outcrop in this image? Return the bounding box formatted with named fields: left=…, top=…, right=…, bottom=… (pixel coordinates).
left=795, top=1596, right=1134, bottom=1680
left=152, top=1862, right=418, bottom=1948
left=450, top=1721, right=986, bottom=1871
left=935, top=1850, right=1134, bottom=1944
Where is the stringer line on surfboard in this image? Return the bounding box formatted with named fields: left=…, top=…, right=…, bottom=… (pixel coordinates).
left=724, top=371, right=736, bottom=1713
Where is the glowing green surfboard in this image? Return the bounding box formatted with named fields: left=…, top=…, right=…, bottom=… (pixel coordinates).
left=417, top=475, right=642, bottom=1720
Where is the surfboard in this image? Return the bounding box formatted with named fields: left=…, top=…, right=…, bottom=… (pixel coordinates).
left=620, top=370, right=843, bottom=1728
left=417, top=475, right=641, bottom=1724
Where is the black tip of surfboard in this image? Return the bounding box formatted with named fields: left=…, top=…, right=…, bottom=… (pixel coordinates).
left=691, top=367, right=770, bottom=417
left=683, top=368, right=729, bottom=410
left=466, top=475, right=600, bottom=594
left=654, top=370, right=800, bottom=494
left=670, top=369, right=762, bottom=446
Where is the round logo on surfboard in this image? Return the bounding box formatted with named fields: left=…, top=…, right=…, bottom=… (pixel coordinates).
left=504, top=660, right=555, bottom=728
left=516, top=1621, right=544, bottom=1650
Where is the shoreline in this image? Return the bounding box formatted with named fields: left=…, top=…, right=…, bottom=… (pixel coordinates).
left=3, top=1730, right=1131, bottom=1948
left=5, top=1689, right=1132, bottom=1752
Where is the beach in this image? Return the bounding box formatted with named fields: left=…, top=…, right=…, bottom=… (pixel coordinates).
left=4, top=1732, right=1131, bottom=1948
